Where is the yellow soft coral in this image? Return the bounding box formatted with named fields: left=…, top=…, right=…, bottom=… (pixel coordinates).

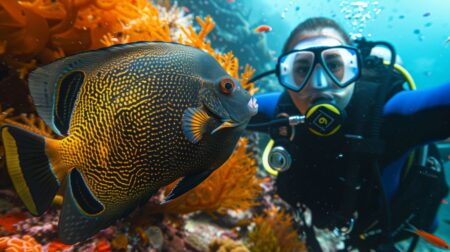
left=246, top=208, right=307, bottom=252
left=154, top=138, right=263, bottom=216
left=209, top=238, right=249, bottom=252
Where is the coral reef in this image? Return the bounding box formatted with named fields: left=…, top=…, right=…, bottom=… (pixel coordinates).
left=178, top=15, right=257, bottom=95
left=0, top=235, right=42, bottom=252
left=154, top=138, right=264, bottom=216
left=0, top=1, right=309, bottom=251
left=209, top=237, right=249, bottom=252
left=246, top=207, right=307, bottom=252
left=14, top=209, right=60, bottom=243
left=0, top=0, right=179, bottom=68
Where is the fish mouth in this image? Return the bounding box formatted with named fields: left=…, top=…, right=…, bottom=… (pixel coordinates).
left=248, top=96, right=258, bottom=116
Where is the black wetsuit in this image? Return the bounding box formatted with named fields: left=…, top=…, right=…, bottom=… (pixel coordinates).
left=251, top=81, right=450, bottom=249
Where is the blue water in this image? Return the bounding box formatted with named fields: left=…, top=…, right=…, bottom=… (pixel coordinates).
left=245, top=0, right=450, bottom=89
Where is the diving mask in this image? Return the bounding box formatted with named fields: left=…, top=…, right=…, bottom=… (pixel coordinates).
left=277, top=45, right=362, bottom=92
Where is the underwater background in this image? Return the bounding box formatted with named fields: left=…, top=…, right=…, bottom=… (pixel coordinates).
left=0, top=0, right=449, bottom=251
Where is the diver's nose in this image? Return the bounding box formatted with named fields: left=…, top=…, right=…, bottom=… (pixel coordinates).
left=310, top=66, right=330, bottom=90
left=248, top=97, right=258, bottom=116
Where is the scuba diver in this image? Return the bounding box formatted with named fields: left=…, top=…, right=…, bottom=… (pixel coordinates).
left=248, top=17, right=450, bottom=251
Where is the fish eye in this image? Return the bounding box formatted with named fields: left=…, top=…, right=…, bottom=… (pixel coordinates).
left=220, top=78, right=235, bottom=95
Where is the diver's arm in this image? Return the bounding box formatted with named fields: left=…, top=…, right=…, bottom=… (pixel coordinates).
left=382, top=81, right=450, bottom=158
left=247, top=92, right=282, bottom=132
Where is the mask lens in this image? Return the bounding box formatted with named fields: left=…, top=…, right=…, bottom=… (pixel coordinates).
left=321, top=47, right=359, bottom=87
left=279, top=51, right=314, bottom=91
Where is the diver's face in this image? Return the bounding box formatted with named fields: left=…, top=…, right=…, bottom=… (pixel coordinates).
left=286, top=29, right=355, bottom=114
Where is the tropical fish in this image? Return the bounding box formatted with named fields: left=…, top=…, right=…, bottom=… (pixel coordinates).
left=255, top=25, right=272, bottom=33
left=405, top=223, right=450, bottom=249
left=1, top=42, right=258, bottom=244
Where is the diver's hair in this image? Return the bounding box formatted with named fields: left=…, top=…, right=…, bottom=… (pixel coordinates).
left=282, top=17, right=353, bottom=53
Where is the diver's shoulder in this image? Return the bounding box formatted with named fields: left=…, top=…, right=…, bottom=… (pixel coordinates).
left=253, top=92, right=283, bottom=121
left=255, top=92, right=283, bottom=103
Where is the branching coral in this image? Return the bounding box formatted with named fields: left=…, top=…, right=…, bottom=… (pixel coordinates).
left=246, top=208, right=307, bottom=252
left=157, top=2, right=193, bottom=42
left=0, top=0, right=256, bottom=94
left=178, top=16, right=257, bottom=95
left=0, top=105, right=57, bottom=174
left=0, top=0, right=188, bottom=78
left=0, top=106, right=56, bottom=138
left=154, top=138, right=264, bottom=216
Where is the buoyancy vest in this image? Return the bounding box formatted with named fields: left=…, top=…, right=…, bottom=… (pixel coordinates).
left=272, top=56, right=448, bottom=250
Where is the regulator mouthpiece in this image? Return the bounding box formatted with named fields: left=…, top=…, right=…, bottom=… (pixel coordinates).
left=305, top=101, right=344, bottom=137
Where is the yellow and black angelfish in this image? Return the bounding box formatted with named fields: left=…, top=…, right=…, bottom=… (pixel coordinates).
left=1, top=42, right=258, bottom=244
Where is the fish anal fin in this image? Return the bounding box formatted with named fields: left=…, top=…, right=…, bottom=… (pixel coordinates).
left=58, top=169, right=107, bottom=244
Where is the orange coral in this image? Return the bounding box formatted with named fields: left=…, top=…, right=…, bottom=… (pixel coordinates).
left=111, top=234, right=128, bottom=251
left=178, top=16, right=257, bottom=94
left=209, top=238, right=249, bottom=252
left=0, top=212, right=29, bottom=233
left=154, top=138, right=263, bottom=215
left=246, top=208, right=307, bottom=252
left=0, top=0, right=256, bottom=94
left=0, top=106, right=56, bottom=138
left=95, top=239, right=111, bottom=252
left=46, top=240, right=72, bottom=252
left=0, top=235, right=42, bottom=252
left=0, top=0, right=174, bottom=78
left=0, top=106, right=57, bottom=173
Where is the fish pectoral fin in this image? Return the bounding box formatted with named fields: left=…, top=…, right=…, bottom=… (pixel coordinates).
left=182, top=107, right=211, bottom=144
left=162, top=169, right=214, bottom=203
left=211, top=120, right=239, bottom=134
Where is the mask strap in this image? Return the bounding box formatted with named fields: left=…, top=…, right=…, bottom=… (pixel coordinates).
left=248, top=69, right=276, bottom=83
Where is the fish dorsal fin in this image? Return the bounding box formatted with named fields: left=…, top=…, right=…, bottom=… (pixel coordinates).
left=53, top=71, right=85, bottom=135
left=28, top=53, right=101, bottom=136
left=28, top=41, right=173, bottom=136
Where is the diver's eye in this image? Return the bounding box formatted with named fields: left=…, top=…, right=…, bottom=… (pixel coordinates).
left=220, top=78, right=235, bottom=95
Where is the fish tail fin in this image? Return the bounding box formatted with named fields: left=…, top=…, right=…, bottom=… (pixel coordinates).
left=403, top=221, right=418, bottom=234
left=1, top=125, right=66, bottom=215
